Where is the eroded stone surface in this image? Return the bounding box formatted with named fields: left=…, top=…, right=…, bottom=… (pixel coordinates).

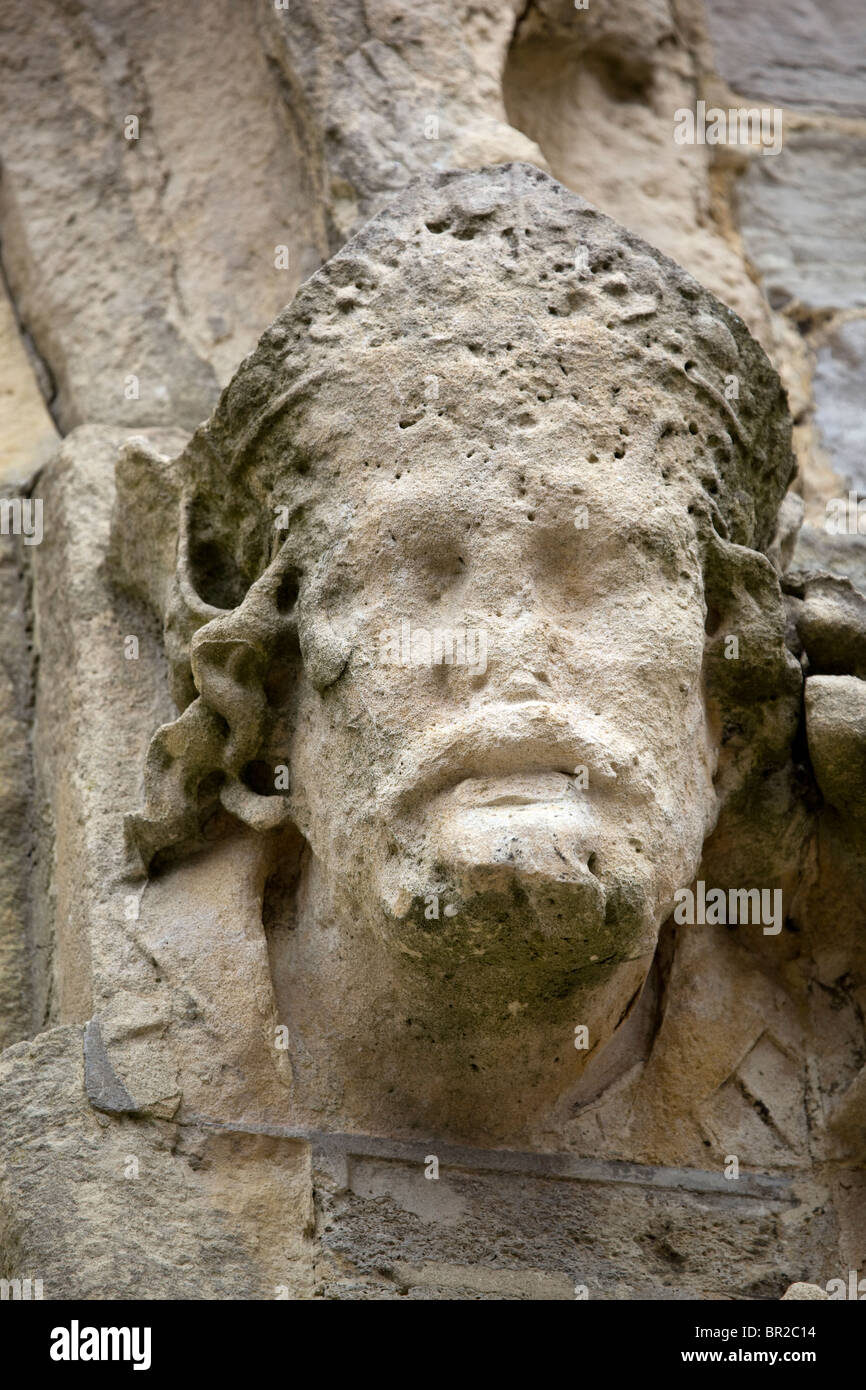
left=503, top=0, right=776, bottom=346
left=260, top=0, right=546, bottom=250
left=0, top=284, right=58, bottom=485
left=0, top=1028, right=314, bottom=1299
left=805, top=674, right=866, bottom=825
left=312, top=1135, right=831, bottom=1300
left=112, top=164, right=802, bottom=1146
left=2, top=161, right=863, bottom=1299
left=1, top=4, right=865, bottom=1301
left=0, top=517, right=35, bottom=1052
left=0, top=0, right=324, bottom=430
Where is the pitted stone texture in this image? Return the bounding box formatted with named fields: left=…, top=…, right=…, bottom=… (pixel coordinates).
left=0, top=0, right=864, bottom=1306
left=113, top=164, right=800, bottom=1145
left=132, top=159, right=794, bottom=821
left=502, top=0, right=775, bottom=345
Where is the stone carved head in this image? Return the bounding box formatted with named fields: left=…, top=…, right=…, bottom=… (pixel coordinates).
left=115, top=165, right=799, bottom=1137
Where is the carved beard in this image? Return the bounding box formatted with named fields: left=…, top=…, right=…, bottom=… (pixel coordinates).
left=364, top=819, right=659, bottom=1043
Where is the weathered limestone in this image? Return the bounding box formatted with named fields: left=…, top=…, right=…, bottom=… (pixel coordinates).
left=502, top=0, right=784, bottom=354
left=813, top=320, right=866, bottom=493
left=0, top=525, right=35, bottom=1053
left=0, top=0, right=860, bottom=602
left=0, top=0, right=542, bottom=436
left=113, top=164, right=799, bottom=1144
left=259, top=0, right=546, bottom=250
left=0, top=0, right=324, bottom=431
left=2, top=157, right=863, bottom=1298
left=794, top=576, right=866, bottom=682
left=0, top=283, right=58, bottom=485
left=1, top=1, right=864, bottom=1303
left=0, top=1029, right=314, bottom=1300
left=311, top=1134, right=830, bottom=1300
left=805, top=675, right=866, bottom=826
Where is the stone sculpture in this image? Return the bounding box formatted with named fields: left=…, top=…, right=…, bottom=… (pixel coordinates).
left=116, top=162, right=802, bottom=1144
left=1, top=164, right=863, bottom=1300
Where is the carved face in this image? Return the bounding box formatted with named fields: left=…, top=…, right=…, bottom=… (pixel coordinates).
left=126, top=166, right=794, bottom=1136
left=269, top=407, right=718, bottom=1128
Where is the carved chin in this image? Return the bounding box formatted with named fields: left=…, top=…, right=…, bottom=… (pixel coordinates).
left=375, top=812, right=659, bottom=1040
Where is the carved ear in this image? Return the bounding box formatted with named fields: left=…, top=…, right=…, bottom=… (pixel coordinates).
left=111, top=439, right=232, bottom=714
left=129, top=546, right=301, bottom=871
left=794, top=575, right=866, bottom=826
left=698, top=526, right=808, bottom=896
left=702, top=532, right=800, bottom=711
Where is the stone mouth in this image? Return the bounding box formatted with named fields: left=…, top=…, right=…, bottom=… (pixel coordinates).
left=443, top=771, right=584, bottom=809
left=384, top=704, right=639, bottom=816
